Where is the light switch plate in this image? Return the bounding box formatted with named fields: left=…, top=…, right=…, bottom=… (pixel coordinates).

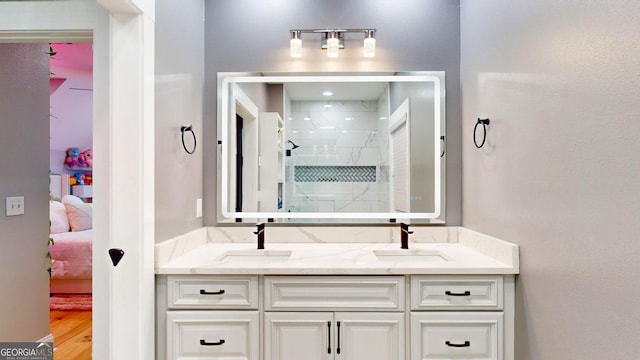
left=6, top=196, right=25, bottom=216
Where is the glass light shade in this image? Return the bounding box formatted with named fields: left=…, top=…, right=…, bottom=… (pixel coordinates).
left=290, top=38, right=302, bottom=58
left=327, top=37, right=339, bottom=58
left=364, top=37, right=376, bottom=58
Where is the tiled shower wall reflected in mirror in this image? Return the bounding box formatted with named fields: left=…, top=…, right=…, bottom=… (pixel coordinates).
left=285, top=90, right=391, bottom=214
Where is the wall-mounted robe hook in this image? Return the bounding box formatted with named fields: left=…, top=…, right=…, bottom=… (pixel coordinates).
left=440, top=135, right=446, bottom=157
left=474, top=118, right=490, bottom=148
left=181, top=125, right=196, bottom=154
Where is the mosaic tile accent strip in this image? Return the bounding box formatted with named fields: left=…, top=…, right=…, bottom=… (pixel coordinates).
left=294, top=166, right=377, bottom=182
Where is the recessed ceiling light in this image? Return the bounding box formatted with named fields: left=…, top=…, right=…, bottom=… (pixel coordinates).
left=322, top=91, right=333, bottom=96
left=304, top=117, right=311, bottom=121
left=345, top=117, right=352, bottom=121
left=319, top=126, right=335, bottom=129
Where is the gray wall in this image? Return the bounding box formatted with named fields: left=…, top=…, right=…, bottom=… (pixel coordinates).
left=155, top=0, right=205, bottom=242
left=0, top=44, right=50, bottom=341
left=204, top=0, right=462, bottom=225
left=460, top=1, right=640, bottom=359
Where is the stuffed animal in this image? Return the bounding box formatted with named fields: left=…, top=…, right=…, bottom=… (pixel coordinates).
left=84, top=173, right=93, bottom=186
left=65, top=147, right=80, bottom=168
left=82, top=149, right=93, bottom=167
left=74, top=173, right=86, bottom=185
left=77, top=152, right=88, bottom=167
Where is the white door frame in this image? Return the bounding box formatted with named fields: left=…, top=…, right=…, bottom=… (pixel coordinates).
left=233, top=84, right=259, bottom=216
left=0, top=1, right=155, bottom=359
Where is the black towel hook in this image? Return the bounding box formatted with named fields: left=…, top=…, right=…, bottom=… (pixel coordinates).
left=181, top=125, right=196, bottom=154
left=474, top=118, right=490, bottom=148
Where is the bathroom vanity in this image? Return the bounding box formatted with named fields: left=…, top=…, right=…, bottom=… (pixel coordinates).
left=155, top=226, right=518, bottom=360
left=155, top=72, right=517, bottom=359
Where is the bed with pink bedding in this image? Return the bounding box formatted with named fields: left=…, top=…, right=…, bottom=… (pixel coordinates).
left=49, top=229, right=92, bottom=294
left=49, top=195, right=93, bottom=294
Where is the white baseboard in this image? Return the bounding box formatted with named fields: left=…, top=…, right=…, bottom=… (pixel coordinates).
left=37, top=334, right=56, bottom=352
left=37, top=333, right=54, bottom=343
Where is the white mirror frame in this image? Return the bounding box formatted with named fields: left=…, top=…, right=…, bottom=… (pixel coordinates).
left=220, top=74, right=442, bottom=220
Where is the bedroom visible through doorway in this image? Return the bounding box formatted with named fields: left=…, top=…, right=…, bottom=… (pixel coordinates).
left=47, top=42, right=93, bottom=360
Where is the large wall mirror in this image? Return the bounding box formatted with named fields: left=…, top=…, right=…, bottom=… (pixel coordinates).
left=217, top=72, right=445, bottom=224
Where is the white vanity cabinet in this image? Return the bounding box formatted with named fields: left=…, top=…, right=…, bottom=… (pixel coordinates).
left=157, top=274, right=514, bottom=360
left=409, top=275, right=514, bottom=360
left=158, top=275, right=260, bottom=360
left=264, top=312, right=404, bottom=360
left=263, top=276, right=405, bottom=360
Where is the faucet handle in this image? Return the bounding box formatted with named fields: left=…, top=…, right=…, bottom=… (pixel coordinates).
left=254, top=222, right=265, bottom=235
left=400, top=223, right=414, bottom=234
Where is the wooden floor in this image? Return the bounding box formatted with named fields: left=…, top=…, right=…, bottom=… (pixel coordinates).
left=50, top=310, right=92, bottom=360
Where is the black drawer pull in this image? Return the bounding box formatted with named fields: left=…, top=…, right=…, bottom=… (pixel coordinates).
left=200, top=289, right=225, bottom=295
left=200, top=339, right=225, bottom=346
left=336, top=321, right=341, bottom=354
left=327, top=321, right=332, bottom=354
left=445, top=290, right=471, bottom=296
left=445, top=340, right=470, bottom=348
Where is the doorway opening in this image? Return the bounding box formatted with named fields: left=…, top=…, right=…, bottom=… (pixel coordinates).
left=47, top=41, right=94, bottom=359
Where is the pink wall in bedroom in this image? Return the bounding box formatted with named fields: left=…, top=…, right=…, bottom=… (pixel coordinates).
left=49, top=43, right=93, bottom=174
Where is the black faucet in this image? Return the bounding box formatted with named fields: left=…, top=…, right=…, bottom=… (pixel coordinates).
left=400, top=223, right=413, bottom=249
left=254, top=223, right=265, bottom=250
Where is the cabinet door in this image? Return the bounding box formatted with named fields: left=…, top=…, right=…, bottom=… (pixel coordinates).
left=335, top=312, right=405, bottom=360
left=264, top=312, right=333, bottom=360
left=167, top=310, right=259, bottom=360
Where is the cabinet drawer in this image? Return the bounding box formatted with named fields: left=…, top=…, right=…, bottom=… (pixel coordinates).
left=265, top=276, right=404, bottom=311
left=411, top=276, right=503, bottom=310
left=167, top=311, right=259, bottom=360
left=167, top=275, right=258, bottom=309
left=411, top=312, right=503, bottom=360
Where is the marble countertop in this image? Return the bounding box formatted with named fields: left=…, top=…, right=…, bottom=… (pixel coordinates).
left=156, top=238, right=519, bottom=275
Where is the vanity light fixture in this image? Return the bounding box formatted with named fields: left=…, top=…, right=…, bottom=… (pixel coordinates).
left=364, top=30, right=376, bottom=58
left=290, top=31, right=302, bottom=58
left=326, top=32, right=340, bottom=58
left=289, top=28, right=377, bottom=58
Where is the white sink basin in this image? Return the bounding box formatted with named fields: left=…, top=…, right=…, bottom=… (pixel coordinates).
left=216, top=249, right=292, bottom=263
left=373, top=249, right=448, bottom=263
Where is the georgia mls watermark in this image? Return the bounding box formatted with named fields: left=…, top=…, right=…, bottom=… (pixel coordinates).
left=0, top=342, right=53, bottom=360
